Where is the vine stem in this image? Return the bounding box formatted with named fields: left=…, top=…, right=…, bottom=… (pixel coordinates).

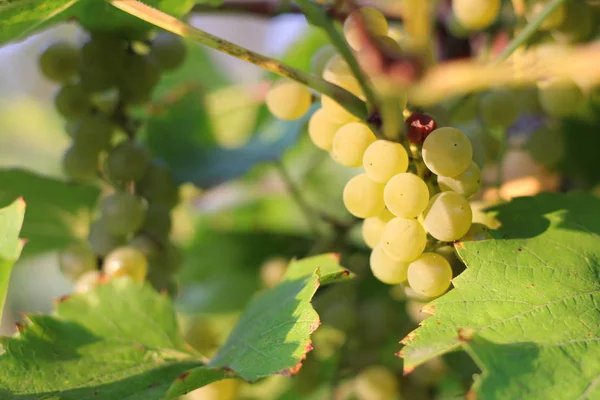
left=108, top=0, right=368, bottom=120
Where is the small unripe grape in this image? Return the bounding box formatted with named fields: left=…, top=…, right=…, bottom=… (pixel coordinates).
left=307, top=108, right=346, bottom=151
left=384, top=173, right=430, bottom=218
left=344, top=8, right=389, bottom=50
left=62, top=145, right=99, bottom=183
left=538, top=78, right=583, bottom=117
left=103, top=246, right=148, bottom=282
left=343, top=174, right=385, bottom=218
left=153, top=242, right=183, bottom=273
left=147, top=267, right=179, bottom=297
left=422, top=127, right=473, bottom=177
left=525, top=125, right=564, bottom=167
left=322, top=95, right=360, bottom=123
left=354, top=366, right=399, bottom=400
left=437, top=161, right=481, bottom=198
left=552, top=2, right=593, bottom=44
left=452, top=0, right=501, bottom=31
left=331, top=122, right=377, bottom=167
left=58, top=243, right=97, bottom=280
left=72, top=114, right=115, bottom=153
left=141, top=203, right=171, bottom=242
left=266, top=79, right=312, bottom=120
left=311, top=45, right=337, bottom=77
left=369, top=246, right=409, bottom=284
left=119, top=54, right=161, bottom=104
left=100, top=192, right=146, bottom=236
left=407, top=253, right=453, bottom=298
left=423, top=192, right=472, bottom=242
left=79, top=33, right=127, bottom=92
left=137, top=160, right=179, bottom=209
left=363, top=140, right=409, bottom=183
left=106, top=141, right=151, bottom=182
left=479, top=90, right=519, bottom=128
left=88, top=220, right=126, bottom=257
left=39, top=42, right=80, bottom=83
left=362, top=208, right=394, bottom=249
left=150, top=32, right=187, bottom=71
left=381, top=217, right=426, bottom=262
left=54, top=84, right=92, bottom=119
left=129, top=234, right=159, bottom=259
left=74, top=270, right=101, bottom=294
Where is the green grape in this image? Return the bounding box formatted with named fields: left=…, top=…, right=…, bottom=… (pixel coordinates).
left=369, top=246, right=409, bottom=284
left=344, top=7, right=389, bottom=50
left=102, top=246, right=148, bottom=282
left=384, top=173, right=430, bottom=218
left=150, top=32, right=187, bottom=71
left=141, top=203, right=171, bottom=242
left=322, top=57, right=363, bottom=98
left=343, top=173, right=385, bottom=218
left=71, top=114, right=115, bottom=153
left=79, top=34, right=127, bottom=92
left=437, top=161, right=481, bottom=197
left=381, top=217, right=426, bottom=262
left=88, top=220, right=126, bottom=257
left=452, top=0, right=500, bottom=31
left=423, top=192, right=472, bottom=242
left=331, top=122, right=377, bottom=167
left=62, top=145, right=99, bottom=183
left=354, top=366, right=399, bottom=400
left=137, top=160, right=179, bottom=209
left=73, top=270, right=101, bottom=294
left=308, top=107, right=346, bottom=151
left=119, top=53, right=161, bottom=104
left=527, top=1, right=566, bottom=30
left=311, top=45, right=337, bottom=77
left=129, top=234, right=159, bottom=259
left=459, top=122, right=486, bottom=168
left=260, top=257, right=288, bottom=288
left=406, top=298, right=430, bottom=323
left=58, top=243, right=97, bottom=280
left=552, top=2, right=593, bottom=44
left=54, top=84, right=92, bottom=119
left=153, top=242, right=183, bottom=274
left=478, top=90, right=519, bottom=128
left=322, top=54, right=352, bottom=81
left=362, top=208, right=394, bottom=249
left=407, top=253, right=452, bottom=298
left=106, top=141, right=151, bottom=182
left=435, top=245, right=465, bottom=276
left=460, top=222, right=492, bottom=242
left=422, top=127, right=473, bottom=177
left=363, top=140, right=409, bottom=183
left=525, top=125, right=564, bottom=167
left=39, top=42, right=80, bottom=83
left=266, top=79, right=312, bottom=121
left=538, top=78, right=583, bottom=117
left=322, top=95, right=361, bottom=123
left=147, top=266, right=179, bottom=297
left=100, top=192, right=146, bottom=236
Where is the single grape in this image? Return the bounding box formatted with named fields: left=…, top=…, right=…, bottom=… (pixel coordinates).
left=100, top=192, right=146, bottom=236
left=362, top=208, right=394, bottom=249
left=452, top=0, right=500, bottom=31
left=79, top=34, right=127, bottom=92
left=407, top=253, right=452, bottom=298
left=479, top=90, right=519, bottom=128
left=460, top=222, right=492, bottom=242
left=322, top=55, right=363, bottom=97
left=331, top=122, right=377, bottom=167
left=527, top=1, right=566, bottom=30
left=150, top=32, right=187, bottom=71
left=344, top=8, right=389, bottom=50
left=422, top=127, right=473, bottom=177
left=538, top=78, right=583, bottom=117
left=88, top=220, right=126, bottom=257
left=58, top=243, right=97, bottom=280
left=153, top=242, right=183, bottom=273
left=423, top=192, right=472, bottom=242
left=147, top=266, right=179, bottom=297
left=552, top=2, right=593, bottom=44
left=62, top=145, right=99, bottom=183
left=141, top=202, right=171, bottom=242
left=39, top=42, right=80, bottom=83
left=73, top=270, right=101, bottom=294
left=129, top=234, right=159, bottom=259
left=71, top=114, right=115, bottom=153
left=343, top=173, right=385, bottom=218
left=321, top=95, right=361, bottom=123
left=106, top=141, right=151, bottom=182
left=369, top=246, right=409, bottom=284
left=354, top=366, right=399, bottom=400
left=54, top=84, right=92, bottom=119
left=363, top=140, right=409, bottom=183
left=119, top=53, right=161, bottom=104
left=103, top=246, right=148, bottom=282
left=266, top=79, right=312, bottom=121
left=137, top=160, right=179, bottom=209
left=383, top=173, right=430, bottom=218
left=406, top=112, right=437, bottom=144
left=260, top=257, right=288, bottom=288
left=435, top=245, right=465, bottom=276
left=437, top=161, right=481, bottom=197
left=307, top=107, right=346, bottom=151
left=380, top=217, right=427, bottom=262
left=406, top=298, right=430, bottom=323
left=311, top=45, right=337, bottom=77
left=525, top=125, right=564, bottom=167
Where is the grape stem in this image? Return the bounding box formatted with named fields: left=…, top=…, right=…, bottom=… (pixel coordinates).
left=107, top=0, right=368, bottom=120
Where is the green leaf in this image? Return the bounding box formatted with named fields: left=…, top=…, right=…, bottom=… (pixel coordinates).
left=401, top=193, right=600, bottom=400
left=0, top=169, right=100, bottom=256
left=0, top=199, right=26, bottom=323
left=283, top=254, right=353, bottom=285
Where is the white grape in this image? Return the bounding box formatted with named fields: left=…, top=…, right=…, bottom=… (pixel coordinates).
left=266, top=79, right=312, bottom=120
left=370, top=246, right=409, bottom=284
left=362, top=208, right=394, bottom=248
left=537, top=78, right=583, bottom=117
left=384, top=173, right=429, bottom=218
left=437, top=161, right=481, bottom=197
left=331, top=122, right=377, bottom=167
left=381, top=217, right=427, bottom=262
left=344, top=8, right=389, bottom=50
left=452, top=0, right=501, bottom=30
left=308, top=108, right=346, bottom=151
left=422, top=127, right=473, bottom=177
left=343, top=174, right=385, bottom=218
left=423, top=192, right=472, bottom=242
left=407, top=253, right=453, bottom=298
left=354, top=365, right=399, bottom=400
left=322, top=95, right=360, bottom=123
left=363, top=140, right=409, bottom=183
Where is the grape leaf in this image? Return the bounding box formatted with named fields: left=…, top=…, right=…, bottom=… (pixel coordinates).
left=401, top=193, right=600, bottom=400
left=0, top=199, right=26, bottom=323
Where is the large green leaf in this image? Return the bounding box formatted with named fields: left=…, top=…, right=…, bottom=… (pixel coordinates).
left=0, top=199, right=26, bottom=323
left=401, top=193, right=600, bottom=400
left=0, top=169, right=100, bottom=256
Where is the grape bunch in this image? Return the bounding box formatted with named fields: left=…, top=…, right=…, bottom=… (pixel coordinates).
left=39, top=30, right=187, bottom=295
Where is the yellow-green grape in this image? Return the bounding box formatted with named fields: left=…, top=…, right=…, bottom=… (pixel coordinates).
left=260, top=257, right=288, bottom=288
left=422, top=127, right=473, bottom=177
left=54, top=83, right=92, bottom=120
left=87, top=220, right=126, bottom=257
left=452, top=0, right=501, bottom=30
left=311, top=45, right=337, bottom=77
left=363, top=140, right=409, bottom=183
left=384, top=173, right=430, bottom=218
left=525, top=125, right=564, bottom=167
left=527, top=1, right=566, bottom=30
left=407, top=253, right=453, bottom=298
left=479, top=90, right=519, bottom=128
left=103, top=246, right=148, bottom=283
left=354, top=366, right=399, bottom=400
left=308, top=108, right=346, bottom=151
left=266, top=79, right=312, bottom=120
left=423, top=192, right=472, bottom=242
left=141, top=202, right=172, bottom=243
left=137, top=160, right=180, bottom=209
left=538, top=78, right=583, bottom=117
left=331, top=122, right=377, bottom=167
left=58, top=243, right=97, bottom=280
left=369, top=246, right=409, bottom=284
left=381, top=217, right=426, bottom=262
left=150, top=32, right=187, bottom=71
left=460, top=222, right=492, bottom=242
left=322, top=54, right=352, bottom=82
left=62, top=145, right=99, bottom=183
left=322, top=95, right=360, bottom=123
left=343, top=173, right=385, bottom=218
left=552, top=2, right=593, bottom=44
left=344, top=7, right=389, bottom=50
left=39, top=42, right=80, bottom=83
left=437, top=161, right=481, bottom=198
left=362, top=208, right=394, bottom=248
left=119, top=54, right=161, bottom=104
left=435, top=245, right=465, bottom=275
left=73, top=270, right=101, bottom=294
left=129, top=234, right=159, bottom=259
left=100, top=192, right=146, bottom=236
left=72, top=114, right=115, bottom=153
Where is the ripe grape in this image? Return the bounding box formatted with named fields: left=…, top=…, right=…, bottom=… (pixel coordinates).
left=538, top=78, right=583, bottom=117
left=381, top=217, right=427, bottom=262
left=437, top=161, right=481, bottom=197
left=58, top=243, right=97, bottom=280
left=119, top=53, right=161, bottom=104
left=423, top=192, right=472, bottom=242
left=106, top=141, right=151, bottom=182
left=406, top=112, right=437, bottom=144
left=88, top=220, right=126, bottom=257
left=384, top=173, right=430, bottom=218
left=362, top=208, right=394, bottom=248
left=73, top=270, right=101, bottom=294
left=308, top=108, right=346, bottom=151
left=266, top=79, right=312, bottom=120
left=452, top=0, right=501, bottom=30
left=322, top=55, right=363, bottom=98
left=407, top=253, right=452, bottom=298
left=137, top=160, right=179, bottom=209
left=150, top=32, right=187, bottom=71
left=71, top=114, right=115, bottom=153
left=100, top=192, right=146, bottom=236
left=369, top=246, right=409, bottom=284
left=363, top=140, right=409, bottom=183
left=321, top=95, right=361, bottom=123
left=62, top=145, right=99, bottom=183
left=422, top=127, right=473, bottom=177
left=141, top=202, right=171, bottom=242
left=343, top=174, right=385, bottom=218
left=527, top=1, right=566, bottom=30
left=331, top=122, right=377, bottom=167
left=102, top=246, right=148, bottom=283
left=39, top=42, right=80, bottom=83
left=311, top=45, right=337, bottom=77
left=354, top=366, right=399, bottom=400
left=54, top=84, right=92, bottom=119
left=525, top=125, right=564, bottom=167
left=479, top=90, right=519, bottom=128
left=344, top=8, right=389, bottom=50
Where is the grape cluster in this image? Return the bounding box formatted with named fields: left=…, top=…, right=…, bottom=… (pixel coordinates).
left=39, top=31, right=187, bottom=295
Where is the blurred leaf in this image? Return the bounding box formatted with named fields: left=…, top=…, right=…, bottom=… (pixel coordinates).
left=280, top=27, right=329, bottom=72
left=557, top=114, right=600, bottom=188
left=0, top=169, right=100, bottom=256
left=0, top=199, right=26, bottom=323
